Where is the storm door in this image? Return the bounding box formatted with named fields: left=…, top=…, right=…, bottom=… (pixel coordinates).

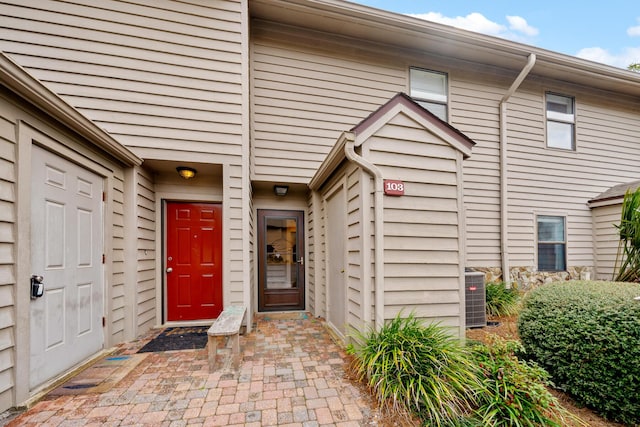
left=258, top=210, right=305, bottom=311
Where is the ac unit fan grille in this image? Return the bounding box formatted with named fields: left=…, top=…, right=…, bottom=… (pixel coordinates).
left=465, top=272, right=486, bottom=328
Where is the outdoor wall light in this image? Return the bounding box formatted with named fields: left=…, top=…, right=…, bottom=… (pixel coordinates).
left=273, top=185, right=289, bottom=196
left=176, top=166, right=197, bottom=180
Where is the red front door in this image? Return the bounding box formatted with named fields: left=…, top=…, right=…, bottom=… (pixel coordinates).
left=166, top=202, right=222, bottom=321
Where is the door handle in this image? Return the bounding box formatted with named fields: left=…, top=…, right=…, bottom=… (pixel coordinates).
left=166, top=267, right=173, bottom=273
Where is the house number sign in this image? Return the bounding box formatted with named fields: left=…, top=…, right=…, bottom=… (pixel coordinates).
left=384, top=180, right=404, bottom=196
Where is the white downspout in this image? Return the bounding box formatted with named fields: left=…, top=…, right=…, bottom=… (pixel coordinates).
left=344, top=133, right=385, bottom=330
left=500, top=53, right=536, bottom=286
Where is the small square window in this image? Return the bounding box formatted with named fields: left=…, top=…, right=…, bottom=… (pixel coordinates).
left=546, top=93, right=575, bottom=150
left=537, top=215, right=566, bottom=271
left=410, top=67, right=448, bottom=121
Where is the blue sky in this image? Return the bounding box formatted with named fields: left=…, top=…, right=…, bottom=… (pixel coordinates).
left=350, top=0, right=640, bottom=69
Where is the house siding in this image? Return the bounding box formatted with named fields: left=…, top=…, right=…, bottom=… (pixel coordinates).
left=451, top=73, right=504, bottom=268
left=0, top=83, right=138, bottom=411
left=250, top=23, right=508, bottom=270
left=136, top=169, right=156, bottom=334
left=346, top=165, right=364, bottom=329
left=1, top=0, right=244, bottom=154
left=0, top=103, right=16, bottom=413
left=317, top=161, right=364, bottom=333
left=251, top=22, right=403, bottom=182
left=307, top=191, right=317, bottom=314
left=110, top=173, right=126, bottom=345
left=367, top=113, right=463, bottom=328
left=592, top=203, right=621, bottom=281
left=505, top=83, right=640, bottom=283
left=1, top=0, right=250, bottom=314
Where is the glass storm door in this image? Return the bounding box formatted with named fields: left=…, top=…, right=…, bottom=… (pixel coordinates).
left=258, top=210, right=305, bottom=311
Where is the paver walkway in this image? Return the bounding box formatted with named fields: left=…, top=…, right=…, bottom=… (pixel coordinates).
left=6, top=315, right=382, bottom=426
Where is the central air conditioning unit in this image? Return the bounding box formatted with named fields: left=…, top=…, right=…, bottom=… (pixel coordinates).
left=465, top=271, right=486, bottom=328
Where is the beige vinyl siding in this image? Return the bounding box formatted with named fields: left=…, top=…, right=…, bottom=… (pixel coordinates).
left=316, top=160, right=364, bottom=332
left=252, top=23, right=506, bottom=268
left=0, top=108, right=16, bottom=413
left=0, top=87, right=137, bottom=410
left=367, top=113, right=463, bottom=327
left=345, top=165, right=364, bottom=329
left=248, top=190, right=255, bottom=315
left=2, top=0, right=249, bottom=310
left=506, top=84, right=640, bottom=269
left=306, top=191, right=316, bottom=314
left=227, top=164, right=246, bottom=305
left=592, top=203, right=621, bottom=280
left=136, top=169, right=156, bottom=333
left=0, top=0, right=244, bottom=154
left=316, top=189, right=327, bottom=319
left=251, top=23, right=403, bottom=182
left=451, top=75, right=504, bottom=268
left=110, top=173, right=126, bottom=345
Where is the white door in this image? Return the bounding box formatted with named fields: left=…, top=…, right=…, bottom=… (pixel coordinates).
left=30, top=145, right=104, bottom=389
left=326, top=186, right=346, bottom=336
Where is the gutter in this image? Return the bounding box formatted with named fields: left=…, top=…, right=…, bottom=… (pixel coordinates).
left=500, top=53, right=536, bottom=286
left=343, top=133, right=385, bottom=330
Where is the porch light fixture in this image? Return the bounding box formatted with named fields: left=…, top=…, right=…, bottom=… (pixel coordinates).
left=273, top=185, right=289, bottom=196
left=176, top=166, right=197, bottom=180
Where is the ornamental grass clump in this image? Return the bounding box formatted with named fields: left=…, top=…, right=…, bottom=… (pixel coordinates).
left=467, top=336, right=582, bottom=427
left=485, top=282, right=520, bottom=317
left=347, top=313, right=479, bottom=426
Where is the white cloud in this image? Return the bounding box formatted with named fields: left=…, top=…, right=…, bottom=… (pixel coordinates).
left=409, top=12, right=506, bottom=36
left=506, top=15, right=539, bottom=36
left=408, top=12, right=538, bottom=43
left=576, top=46, right=640, bottom=68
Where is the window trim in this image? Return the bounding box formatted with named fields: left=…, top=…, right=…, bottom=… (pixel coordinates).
left=409, top=67, right=449, bottom=121
left=545, top=92, right=576, bottom=151
left=536, top=214, right=567, bottom=272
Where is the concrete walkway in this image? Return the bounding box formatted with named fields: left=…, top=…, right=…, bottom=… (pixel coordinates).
left=6, top=314, right=382, bottom=426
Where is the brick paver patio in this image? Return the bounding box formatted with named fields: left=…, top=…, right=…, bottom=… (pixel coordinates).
left=6, top=315, right=381, bottom=426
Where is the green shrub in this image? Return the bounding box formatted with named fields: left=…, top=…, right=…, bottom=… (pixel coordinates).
left=467, top=336, right=578, bottom=427
left=347, top=312, right=479, bottom=426
left=517, top=280, right=640, bottom=425
left=485, top=282, right=520, bottom=317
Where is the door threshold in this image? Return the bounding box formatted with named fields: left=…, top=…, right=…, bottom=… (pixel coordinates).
left=162, top=320, right=214, bottom=328
left=255, top=311, right=310, bottom=321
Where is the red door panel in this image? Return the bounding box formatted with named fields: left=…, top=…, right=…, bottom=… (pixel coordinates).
left=166, top=202, right=222, bottom=320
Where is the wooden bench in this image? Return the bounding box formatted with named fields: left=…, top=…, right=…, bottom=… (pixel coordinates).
left=207, top=305, right=246, bottom=371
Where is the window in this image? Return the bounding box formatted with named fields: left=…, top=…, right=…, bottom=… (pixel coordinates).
left=537, top=215, right=566, bottom=271
left=546, top=93, right=575, bottom=150
left=410, top=67, right=448, bottom=121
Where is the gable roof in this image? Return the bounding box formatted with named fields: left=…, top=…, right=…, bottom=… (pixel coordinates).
left=250, top=0, right=640, bottom=99
left=351, top=92, right=475, bottom=156
left=309, top=92, right=475, bottom=190
left=588, top=180, right=640, bottom=207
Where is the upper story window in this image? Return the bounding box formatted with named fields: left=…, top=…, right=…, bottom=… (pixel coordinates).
left=537, top=215, right=566, bottom=271
left=410, top=67, right=448, bottom=121
left=546, top=93, right=575, bottom=150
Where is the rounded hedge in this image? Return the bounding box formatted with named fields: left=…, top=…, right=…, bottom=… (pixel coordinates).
left=517, top=280, right=640, bottom=425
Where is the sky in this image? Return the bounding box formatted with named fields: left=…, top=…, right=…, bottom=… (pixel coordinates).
left=350, top=0, right=640, bottom=69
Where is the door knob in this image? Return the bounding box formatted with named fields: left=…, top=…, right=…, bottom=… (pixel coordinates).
left=166, top=267, right=173, bottom=273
